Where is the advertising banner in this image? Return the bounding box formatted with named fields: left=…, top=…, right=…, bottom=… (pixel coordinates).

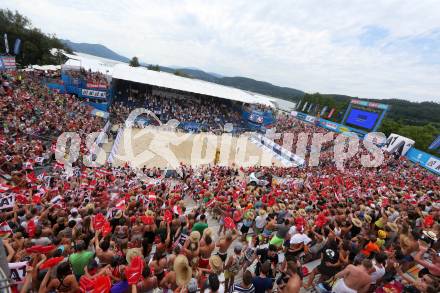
left=0, top=56, right=16, bottom=70
left=304, top=115, right=316, bottom=123
left=81, top=88, right=107, bottom=99
left=383, top=133, right=415, bottom=156
left=319, top=119, right=339, bottom=131
left=406, top=148, right=440, bottom=175
left=86, top=82, right=108, bottom=89
left=296, top=112, right=307, bottom=121
left=9, top=261, right=28, bottom=284
left=0, top=194, right=15, bottom=210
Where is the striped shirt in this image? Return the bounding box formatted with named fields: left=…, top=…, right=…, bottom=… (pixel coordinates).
left=231, top=283, right=255, bottom=293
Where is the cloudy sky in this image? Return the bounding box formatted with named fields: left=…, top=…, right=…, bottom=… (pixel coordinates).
left=5, top=0, right=440, bottom=102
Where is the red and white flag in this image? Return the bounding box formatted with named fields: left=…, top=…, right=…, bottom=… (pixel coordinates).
left=54, top=162, right=64, bottom=169
left=0, top=183, right=11, bottom=193
left=0, top=222, right=12, bottom=238
left=26, top=172, right=38, bottom=183
left=23, top=160, right=34, bottom=170
left=35, top=157, right=45, bottom=164
left=147, top=192, right=157, bottom=201
left=173, top=205, right=183, bottom=215
left=116, top=199, right=126, bottom=210
left=50, top=195, right=63, bottom=205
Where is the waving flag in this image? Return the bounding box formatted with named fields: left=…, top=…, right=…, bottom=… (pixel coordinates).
left=0, top=184, right=11, bottom=193
left=4, top=33, right=9, bottom=54
left=13, top=38, right=21, bottom=55
left=26, top=172, right=38, bottom=183
left=0, top=222, right=12, bottom=238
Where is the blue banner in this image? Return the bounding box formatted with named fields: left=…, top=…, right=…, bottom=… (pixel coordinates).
left=428, top=135, right=440, bottom=151
left=406, top=148, right=440, bottom=175
left=13, top=38, right=21, bottom=55
left=46, top=82, right=66, bottom=94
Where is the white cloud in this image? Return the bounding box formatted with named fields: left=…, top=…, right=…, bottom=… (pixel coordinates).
left=5, top=0, right=440, bottom=102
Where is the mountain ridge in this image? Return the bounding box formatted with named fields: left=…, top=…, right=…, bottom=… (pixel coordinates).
left=61, top=39, right=130, bottom=63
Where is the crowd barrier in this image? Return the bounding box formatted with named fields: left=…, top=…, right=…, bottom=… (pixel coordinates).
left=249, top=133, right=305, bottom=167
left=108, top=127, right=124, bottom=164
left=291, top=111, right=440, bottom=175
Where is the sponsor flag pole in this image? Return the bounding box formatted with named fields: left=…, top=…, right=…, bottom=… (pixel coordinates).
left=3, top=33, right=9, bottom=54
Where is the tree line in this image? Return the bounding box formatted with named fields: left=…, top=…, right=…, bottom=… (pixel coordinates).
left=0, top=9, right=71, bottom=66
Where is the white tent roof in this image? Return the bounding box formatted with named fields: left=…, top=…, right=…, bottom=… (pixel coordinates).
left=112, top=64, right=275, bottom=106
left=63, top=52, right=120, bottom=75
left=31, top=64, right=61, bottom=71
left=271, top=97, right=297, bottom=112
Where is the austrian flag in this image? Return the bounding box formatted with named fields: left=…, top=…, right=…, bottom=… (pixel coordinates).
left=148, top=192, right=157, bottom=201
left=0, top=184, right=11, bottom=193
left=0, top=222, right=12, bottom=238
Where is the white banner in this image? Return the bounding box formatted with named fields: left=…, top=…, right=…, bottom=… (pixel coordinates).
left=9, top=261, right=28, bottom=284
left=0, top=194, right=15, bottom=210
left=383, top=133, right=415, bottom=156
left=81, top=89, right=106, bottom=98
left=305, top=115, right=316, bottom=123
left=426, top=157, right=440, bottom=173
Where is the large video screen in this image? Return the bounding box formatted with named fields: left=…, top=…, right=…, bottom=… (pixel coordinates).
left=345, top=108, right=379, bottom=130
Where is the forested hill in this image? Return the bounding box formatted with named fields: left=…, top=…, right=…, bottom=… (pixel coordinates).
left=0, top=9, right=71, bottom=65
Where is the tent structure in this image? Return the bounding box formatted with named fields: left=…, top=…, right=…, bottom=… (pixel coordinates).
left=61, top=52, right=277, bottom=107
left=31, top=65, right=61, bottom=71
left=62, top=52, right=119, bottom=75
left=112, top=64, right=275, bottom=106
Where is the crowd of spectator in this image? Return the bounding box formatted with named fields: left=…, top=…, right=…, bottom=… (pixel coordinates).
left=64, top=69, right=110, bottom=88
left=110, top=95, right=245, bottom=133
left=0, top=71, right=439, bottom=293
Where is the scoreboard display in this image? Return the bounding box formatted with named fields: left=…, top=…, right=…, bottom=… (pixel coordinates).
left=341, top=99, right=389, bottom=133
left=345, top=108, right=379, bottom=130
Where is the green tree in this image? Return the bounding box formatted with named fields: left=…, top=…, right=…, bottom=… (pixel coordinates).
left=129, top=56, right=140, bottom=67
left=0, top=9, right=71, bottom=66
left=174, top=70, right=191, bottom=78
left=147, top=64, right=160, bottom=71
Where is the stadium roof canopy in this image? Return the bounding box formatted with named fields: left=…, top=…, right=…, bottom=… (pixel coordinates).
left=112, top=64, right=275, bottom=107
left=61, top=51, right=276, bottom=106
left=62, top=52, right=121, bottom=75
